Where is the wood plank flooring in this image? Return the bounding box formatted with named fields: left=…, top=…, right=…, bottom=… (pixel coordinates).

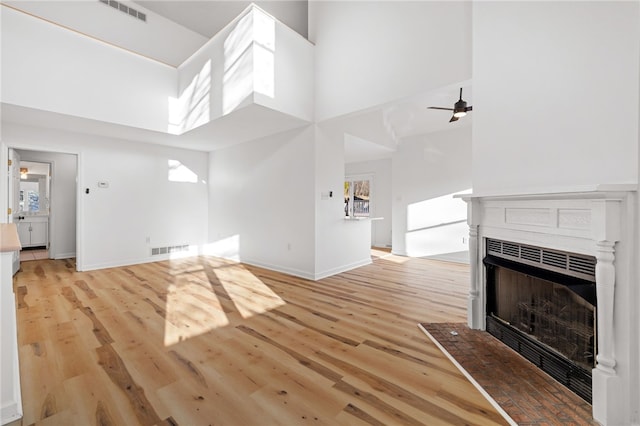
left=13, top=254, right=508, bottom=426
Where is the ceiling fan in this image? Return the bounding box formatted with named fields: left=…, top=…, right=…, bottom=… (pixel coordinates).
left=428, top=88, right=473, bottom=122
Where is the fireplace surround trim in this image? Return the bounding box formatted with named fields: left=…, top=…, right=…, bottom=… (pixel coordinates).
left=459, top=185, right=637, bottom=426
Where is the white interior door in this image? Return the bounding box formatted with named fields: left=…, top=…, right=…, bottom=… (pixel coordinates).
left=8, top=149, right=20, bottom=221
left=8, top=149, right=21, bottom=274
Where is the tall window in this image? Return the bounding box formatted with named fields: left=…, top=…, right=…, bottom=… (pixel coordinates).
left=344, top=178, right=371, bottom=218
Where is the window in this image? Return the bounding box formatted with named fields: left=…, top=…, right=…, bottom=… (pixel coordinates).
left=344, top=177, right=371, bottom=218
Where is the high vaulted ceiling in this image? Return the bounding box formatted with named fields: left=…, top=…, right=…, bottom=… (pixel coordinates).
left=134, top=1, right=308, bottom=39
left=2, top=1, right=472, bottom=158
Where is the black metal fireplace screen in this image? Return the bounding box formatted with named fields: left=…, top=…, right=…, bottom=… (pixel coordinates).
left=484, top=239, right=596, bottom=403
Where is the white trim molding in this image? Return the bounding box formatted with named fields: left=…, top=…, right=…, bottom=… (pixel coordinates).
left=459, top=184, right=637, bottom=426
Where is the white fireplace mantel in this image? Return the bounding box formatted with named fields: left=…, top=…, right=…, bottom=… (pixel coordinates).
left=459, top=184, right=637, bottom=426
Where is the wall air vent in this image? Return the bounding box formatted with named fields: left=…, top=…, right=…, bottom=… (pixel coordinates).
left=486, top=238, right=596, bottom=282
left=99, top=0, right=146, bottom=22
left=151, top=245, right=190, bottom=256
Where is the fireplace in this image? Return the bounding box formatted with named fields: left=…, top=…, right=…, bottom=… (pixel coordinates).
left=484, top=238, right=596, bottom=402
left=459, top=186, right=637, bottom=426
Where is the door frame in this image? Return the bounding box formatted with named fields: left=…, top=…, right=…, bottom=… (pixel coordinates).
left=2, top=142, right=83, bottom=271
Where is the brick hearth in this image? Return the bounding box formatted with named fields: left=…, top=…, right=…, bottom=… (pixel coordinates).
left=420, top=323, right=598, bottom=426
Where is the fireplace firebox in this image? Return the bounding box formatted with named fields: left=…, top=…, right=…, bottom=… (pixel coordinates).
left=484, top=239, right=596, bottom=403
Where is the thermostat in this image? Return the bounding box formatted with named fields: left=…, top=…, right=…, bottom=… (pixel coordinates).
left=97, top=181, right=109, bottom=188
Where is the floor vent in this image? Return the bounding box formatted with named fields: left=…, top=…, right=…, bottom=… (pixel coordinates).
left=151, top=245, right=189, bottom=256
left=486, top=238, right=596, bottom=281
left=99, top=0, right=147, bottom=22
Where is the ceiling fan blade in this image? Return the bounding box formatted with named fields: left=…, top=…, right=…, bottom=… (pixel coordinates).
left=428, top=106, right=454, bottom=111
left=466, top=106, right=473, bottom=112
left=449, top=115, right=459, bottom=123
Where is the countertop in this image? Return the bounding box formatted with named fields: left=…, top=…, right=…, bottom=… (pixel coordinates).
left=0, top=223, right=22, bottom=252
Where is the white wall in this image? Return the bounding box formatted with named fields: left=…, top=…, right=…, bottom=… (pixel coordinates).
left=472, top=1, right=639, bottom=195
left=1, top=6, right=176, bottom=133
left=4, top=1, right=207, bottom=66
left=315, top=126, right=372, bottom=279
left=207, top=126, right=316, bottom=278
left=207, top=124, right=372, bottom=280
left=16, top=150, right=77, bottom=259
left=472, top=3, right=640, bottom=424
left=636, top=5, right=640, bottom=417
left=392, top=126, right=472, bottom=259
left=2, top=124, right=209, bottom=271
left=175, top=5, right=313, bottom=134
left=255, top=19, right=314, bottom=122
left=3, top=5, right=313, bottom=140
left=309, top=1, right=471, bottom=121
left=345, top=158, right=392, bottom=248
left=636, top=45, right=640, bottom=426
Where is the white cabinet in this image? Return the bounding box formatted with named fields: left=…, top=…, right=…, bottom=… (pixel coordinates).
left=16, top=222, right=30, bottom=245
left=29, top=222, right=48, bottom=246
left=16, top=218, right=48, bottom=248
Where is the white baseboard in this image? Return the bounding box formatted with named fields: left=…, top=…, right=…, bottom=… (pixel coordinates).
left=79, top=247, right=199, bottom=272
left=53, top=252, right=76, bottom=260
left=78, top=252, right=371, bottom=282
left=314, top=257, right=372, bottom=280
left=426, top=251, right=470, bottom=264
left=234, top=257, right=316, bottom=281
left=79, top=256, right=170, bottom=272
left=1, top=399, right=23, bottom=426
left=207, top=254, right=372, bottom=282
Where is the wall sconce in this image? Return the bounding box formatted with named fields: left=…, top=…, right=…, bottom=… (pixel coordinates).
left=20, top=168, right=28, bottom=179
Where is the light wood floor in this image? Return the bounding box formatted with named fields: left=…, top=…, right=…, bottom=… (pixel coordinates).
left=13, top=254, right=508, bottom=426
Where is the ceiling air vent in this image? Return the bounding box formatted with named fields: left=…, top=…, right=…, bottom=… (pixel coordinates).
left=485, top=238, right=596, bottom=282
left=99, top=0, right=146, bottom=22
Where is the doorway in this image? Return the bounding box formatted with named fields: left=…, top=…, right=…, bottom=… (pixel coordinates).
left=16, top=160, right=51, bottom=262
left=9, top=148, right=78, bottom=270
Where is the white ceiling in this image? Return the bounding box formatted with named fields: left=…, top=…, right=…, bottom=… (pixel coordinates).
left=2, top=103, right=310, bottom=152
left=331, top=82, right=473, bottom=163
left=134, top=1, right=308, bottom=39
left=20, top=161, right=50, bottom=176
left=1, top=1, right=472, bottom=160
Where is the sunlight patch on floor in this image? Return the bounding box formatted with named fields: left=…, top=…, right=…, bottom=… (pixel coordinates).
left=214, top=263, right=285, bottom=319
left=163, top=256, right=285, bottom=346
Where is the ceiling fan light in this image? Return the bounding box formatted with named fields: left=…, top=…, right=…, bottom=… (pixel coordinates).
left=453, top=98, right=468, bottom=118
